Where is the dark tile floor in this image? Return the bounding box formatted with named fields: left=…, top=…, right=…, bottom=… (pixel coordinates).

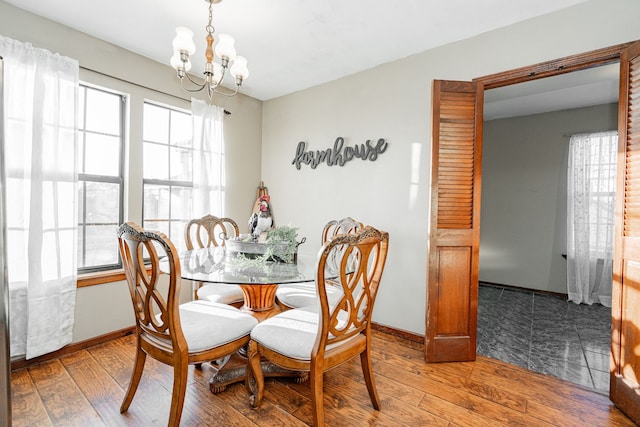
left=477, top=283, right=611, bottom=394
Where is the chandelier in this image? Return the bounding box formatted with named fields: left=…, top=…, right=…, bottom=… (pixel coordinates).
left=170, top=0, right=249, bottom=100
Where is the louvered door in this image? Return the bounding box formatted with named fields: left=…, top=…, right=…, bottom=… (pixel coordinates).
left=610, top=40, right=640, bottom=425
left=426, top=80, right=483, bottom=362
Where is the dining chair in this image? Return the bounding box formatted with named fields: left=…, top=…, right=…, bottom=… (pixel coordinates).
left=117, top=222, right=258, bottom=427
left=246, top=225, right=389, bottom=427
left=275, top=217, right=363, bottom=310
left=185, top=214, right=245, bottom=307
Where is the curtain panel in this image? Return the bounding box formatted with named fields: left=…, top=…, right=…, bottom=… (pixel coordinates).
left=0, top=35, right=79, bottom=359
left=191, top=98, right=225, bottom=218
left=566, top=131, right=617, bottom=307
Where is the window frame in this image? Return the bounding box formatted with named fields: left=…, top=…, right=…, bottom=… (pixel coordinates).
left=141, top=100, right=193, bottom=251
left=77, top=82, right=126, bottom=274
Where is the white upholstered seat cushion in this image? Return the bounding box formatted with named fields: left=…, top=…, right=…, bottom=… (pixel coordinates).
left=275, top=282, right=343, bottom=309
left=197, top=283, right=245, bottom=305
left=175, top=300, right=258, bottom=352
left=250, top=305, right=352, bottom=361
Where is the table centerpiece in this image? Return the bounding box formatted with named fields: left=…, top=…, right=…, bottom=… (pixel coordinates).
left=225, top=225, right=306, bottom=264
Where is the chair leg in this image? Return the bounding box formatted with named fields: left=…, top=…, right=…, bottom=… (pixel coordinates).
left=246, top=340, right=264, bottom=408
left=120, top=346, right=147, bottom=413
left=168, top=359, right=189, bottom=427
left=309, top=364, right=325, bottom=427
left=360, top=346, right=381, bottom=410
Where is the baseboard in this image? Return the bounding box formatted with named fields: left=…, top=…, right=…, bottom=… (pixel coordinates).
left=10, top=327, right=136, bottom=371
left=372, top=322, right=423, bottom=343
left=479, top=280, right=569, bottom=299
left=11, top=323, right=422, bottom=370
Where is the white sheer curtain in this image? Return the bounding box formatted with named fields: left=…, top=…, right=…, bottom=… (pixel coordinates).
left=567, top=131, right=617, bottom=307
left=191, top=98, right=225, bottom=218
left=1, top=36, right=79, bottom=358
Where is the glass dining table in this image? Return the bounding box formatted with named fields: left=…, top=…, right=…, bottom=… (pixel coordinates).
left=162, top=246, right=318, bottom=392
left=178, top=246, right=318, bottom=321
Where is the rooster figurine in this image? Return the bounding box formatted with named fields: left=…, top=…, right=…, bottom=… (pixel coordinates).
left=249, top=195, right=273, bottom=239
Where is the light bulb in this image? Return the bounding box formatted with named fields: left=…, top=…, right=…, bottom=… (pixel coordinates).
left=215, top=34, right=237, bottom=61
left=172, top=27, right=196, bottom=55
left=230, top=56, right=249, bottom=80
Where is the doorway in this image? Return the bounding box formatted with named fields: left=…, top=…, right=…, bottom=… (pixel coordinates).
left=475, top=65, right=618, bottom=392
left=428, top=39, right=640, bottom=424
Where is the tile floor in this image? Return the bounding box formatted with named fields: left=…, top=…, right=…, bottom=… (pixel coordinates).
left=477, top=283, right=611, bottom=394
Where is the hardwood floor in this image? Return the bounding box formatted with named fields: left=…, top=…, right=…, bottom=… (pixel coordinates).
left=10, top=330, right=635, bottom=426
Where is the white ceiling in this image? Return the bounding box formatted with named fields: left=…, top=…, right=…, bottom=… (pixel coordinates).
left=3, top=0, right=617, bottom=119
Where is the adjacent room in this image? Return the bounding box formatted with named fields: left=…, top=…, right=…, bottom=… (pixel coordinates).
left=478, top=64, right=619, bottom=393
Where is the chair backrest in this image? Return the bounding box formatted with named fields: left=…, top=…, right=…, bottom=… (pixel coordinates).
left=321, top=217, right=363, bottom=244
left=185, top=214, right=240, bottom=250
left=118, top=222, right=187, bottom=354
left=314, top=226, right=389, bottom=353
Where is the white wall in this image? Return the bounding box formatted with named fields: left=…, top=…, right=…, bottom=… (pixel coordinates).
left=0, top=1, right=263, bottom=342
left=261, top=0, right=640, bottom=335
left=480, top=103, right=618, bottom=293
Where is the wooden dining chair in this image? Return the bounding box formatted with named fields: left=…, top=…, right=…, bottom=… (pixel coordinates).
left=246, top=226, right=389, bottom=426
left=185, top=214, right=245, bottom=307
left=275, top=217, right=363, bottom=310
left=117, top=222, right=258, bottom=426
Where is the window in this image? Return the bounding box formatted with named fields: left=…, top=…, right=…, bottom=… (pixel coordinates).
left=142, top=102, right=193, bottom=253
left=77, top=84, right=125, bottom=272
left=566, top=130, right=618, bottom=306
left=567, top=131, right=618, bottom=254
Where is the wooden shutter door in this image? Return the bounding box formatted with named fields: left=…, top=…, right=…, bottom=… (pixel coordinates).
left=426, top=80, right=483, bottom=362
left=611, top=40, right=640, bottom=425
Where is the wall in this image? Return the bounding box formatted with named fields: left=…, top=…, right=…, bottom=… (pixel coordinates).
left=0, top=1, right=264, bottom=342
left=261, top=0, right=640, bottom=335
left=480, top=103, right=618, bottom=293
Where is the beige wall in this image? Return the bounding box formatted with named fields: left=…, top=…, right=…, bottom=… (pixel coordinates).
left=481, top=103, right=618, bottom=293
left=1, top=0, right=640, bottom=341
left=261, top=0, right=640, bottom=335
left=0, top=1, right=263, bottom=342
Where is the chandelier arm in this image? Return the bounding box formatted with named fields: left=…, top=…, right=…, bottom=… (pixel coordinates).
left=182, top=72, right=208, bottom=90
left=210, top=85, right=240, bottom=97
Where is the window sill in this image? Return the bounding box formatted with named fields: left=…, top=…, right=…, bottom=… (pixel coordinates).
left=77, top=269, right=126, bottom=288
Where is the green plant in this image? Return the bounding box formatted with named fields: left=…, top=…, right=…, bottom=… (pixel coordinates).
left=265, top=226, right=299, bottom=263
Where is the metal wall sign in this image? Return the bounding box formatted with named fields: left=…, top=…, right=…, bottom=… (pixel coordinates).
left=291, top=137, right=389, bottom=170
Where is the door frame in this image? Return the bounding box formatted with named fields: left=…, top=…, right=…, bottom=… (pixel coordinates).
left=473, top=43, right=631, bottom=90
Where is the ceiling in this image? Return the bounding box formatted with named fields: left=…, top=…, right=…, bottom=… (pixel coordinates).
left=3, top=0, right=618, bottom=119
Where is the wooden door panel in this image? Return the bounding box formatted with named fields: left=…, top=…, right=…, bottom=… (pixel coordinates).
left=426, top=80, right=482, bottom=362
left=436, top=246, right=471, bottom=335
left=611, top=40, right=640, bottom=425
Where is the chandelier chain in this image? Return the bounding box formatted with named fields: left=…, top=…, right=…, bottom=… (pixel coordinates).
left=206, top=2, right=215, bottom=36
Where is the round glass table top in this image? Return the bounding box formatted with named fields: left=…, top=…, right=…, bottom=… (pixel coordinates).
left=170, top=247, right=319, bottom=285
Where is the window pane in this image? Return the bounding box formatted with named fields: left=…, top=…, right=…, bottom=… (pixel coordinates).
left=85, top=182, right=120, bottom=223
left=171, top=187, right=193, bottom=221
left=171, top=110, right=192, bottom=148
left=144, top=142, right=169, bottom=180
left=170, top=146, right=192, bottom=181
left=144, top=103, right=170, bottom=144
left=80, top=225, right=119, bottom=268
left=170, top=220, right=188, bottom=253
left=84, top=133, right=120, bottom=176
left=85, top=88, right=121, bottom=134
left=144, top=184, right=170, bottom=220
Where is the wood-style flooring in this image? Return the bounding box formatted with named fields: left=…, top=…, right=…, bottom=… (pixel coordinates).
left=10, top=331, right=635, bottom=426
